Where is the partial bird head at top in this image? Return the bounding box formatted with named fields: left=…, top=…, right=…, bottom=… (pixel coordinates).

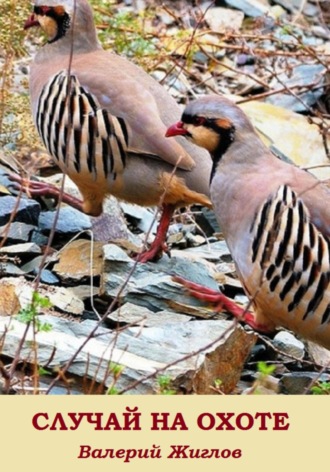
left=24, top=0, right=98, bottom=49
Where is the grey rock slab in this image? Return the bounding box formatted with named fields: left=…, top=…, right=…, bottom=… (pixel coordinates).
left=224, top=0, right=270, bottom=17
left=21, top=255, right=45, bottom=273
left=100, top=244, right=219, bottom=314
left=37, top=269, right=60, bottom=285
left=46, top=286, right=85, bottom=315
left=273, top=331, right=305, bottom=359
left=311, top=26, right=330, bottom=40
left=0, top=277, right=84, bottom=316
left=272, top=0, right=302, bottom=12
left=265, top=64, right=325, bottom=112
left=17, top=254, right=59, bottom=283
left=0, top=315, right=252, bottom=394
left=171, top=239, right=230, bottom=262
left=204, top=6, right=244, bottom=32
left=279, top=372, right=330, bottom=395
left=0, top=222, right=36, bottom=244
left=0, top=242, right=41, bottom=256
left=39, top=207, right=92, bottom=235
left=108, top=302, right=192, bottom=327
left=0, top=262, right=25, bottom=277
left=68, top=285, right=99, bottom=301
left=185, top=233, right=206, bottom=247
left=306, top=342, right=330, bottom=367
left=30, top=230, right=50, bottom=247
left=91, top=196, right=133, bottom=242
left=120, top=202, right=157, bottom=234
left=0, top=195, right=40, bottom=226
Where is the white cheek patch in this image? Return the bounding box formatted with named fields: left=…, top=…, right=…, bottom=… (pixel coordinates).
left=38, top=16, right=58, bottom=41
left=188, top=125, right=219, bottom=152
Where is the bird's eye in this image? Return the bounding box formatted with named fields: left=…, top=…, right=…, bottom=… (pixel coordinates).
left=34, top=6, right=51, bottom=15
left=193, top=116, right=206, bottom=126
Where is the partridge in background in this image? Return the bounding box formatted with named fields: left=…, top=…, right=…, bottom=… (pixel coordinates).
left=166, top=95, right=330, bottom=350
left=15, top=0, right=212, bottom=262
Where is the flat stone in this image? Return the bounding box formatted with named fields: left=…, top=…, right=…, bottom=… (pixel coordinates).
left=100, top=244, right=219, bottom=314
left=0, top=315, right=256, bottom=394
left=108, top=302, right=192, bottom=327
left=279, top=372, right=330, bottom=395
left=171, top=239, right=230, bottom=262
left=30, top=230, right=50, bottom=247
left=0, top=222, right=36, bottom=244
left=91, top=196, right=131, bottom=242
left=185, top=233, right=206, bottom=247
left=306, top=342, right=330, bottom=367
left=39, top=207, right=91, bottom=235
left=204, top=7, right=244, bottom=32
left=0, top=262, right=25, bottom=277
left=53, top=239, right=104, bottom=282
left=68, top=285, right=99, bottom=300
left=120, top=202, right=157, bottom=234
left=266, top=64, right=325, bottom=112
left=21, top=255, right=45, bottom=274
left=224, top=0, right=270, bottom=17
left=273, top=331, right=305, bottom=359
left=0, top=195, right=40, bottom=226
left=38, top=269, right=60, bottom=285
left=0, top=242, right=41, bottom=255
left=0, top=277, right=84, bottom=316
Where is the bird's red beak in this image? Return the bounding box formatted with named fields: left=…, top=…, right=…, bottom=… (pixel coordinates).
left=165, top=121, right=188, bottom=137
left=24, top=14, right=40, bottom=30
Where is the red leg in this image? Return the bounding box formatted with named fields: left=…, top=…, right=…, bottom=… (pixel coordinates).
left=173, top=275, right=273, bottom=333
left=9, top=174, right=84, bottom=212
left=135, top=204, right=175, bottom=263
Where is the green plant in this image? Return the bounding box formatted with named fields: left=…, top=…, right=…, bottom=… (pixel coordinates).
left=257, top=361, right=276, bottom=377
left=94, top=7, right=157, bottom=63
left=156, top=375, right=176, bottom=395
left=106, top=362, right=124, bottom=394
left=248, top=362, right=278, bottom=395
left=16, top=291, right=53, bottom=332
left=311, top=381, right=330, bottom=395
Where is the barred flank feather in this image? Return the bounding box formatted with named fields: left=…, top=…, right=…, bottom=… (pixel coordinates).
left=250, top=185, right=330, bottom=328
left=36, top=71, right=128, bottom=179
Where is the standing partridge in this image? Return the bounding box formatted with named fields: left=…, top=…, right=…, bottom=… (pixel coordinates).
left=166, top=94, right=330, bottom=350
left=16, top=0, right=212, bottom=262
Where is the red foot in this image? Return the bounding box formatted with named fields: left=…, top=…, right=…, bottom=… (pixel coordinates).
left=172, top=275, right=272, bottom=333
left=9, top=174, right=84, bottom=212
left=134, top=203, right=176, bottom=263
left=135, top=241, right=169, bottom=263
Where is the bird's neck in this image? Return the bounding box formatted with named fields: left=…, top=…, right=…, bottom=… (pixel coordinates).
left=210, top=129, right=270, bottom=183
left=36, top=28, right=101, bottom=60
left=210, top=126, right=235, bottom=184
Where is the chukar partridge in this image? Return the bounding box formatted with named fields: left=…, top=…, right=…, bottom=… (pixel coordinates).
left=16, top=0, right=212, bottom=262
left=166, top=95, right=330, bottom=350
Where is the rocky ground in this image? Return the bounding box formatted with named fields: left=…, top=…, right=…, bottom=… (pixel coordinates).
left=0, top=0, right=330, bottom=394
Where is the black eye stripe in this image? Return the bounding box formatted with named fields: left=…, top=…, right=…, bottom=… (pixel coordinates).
left=182, top=114, right=209, bottom=126
left=33, top=6, right=50, bottom=15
